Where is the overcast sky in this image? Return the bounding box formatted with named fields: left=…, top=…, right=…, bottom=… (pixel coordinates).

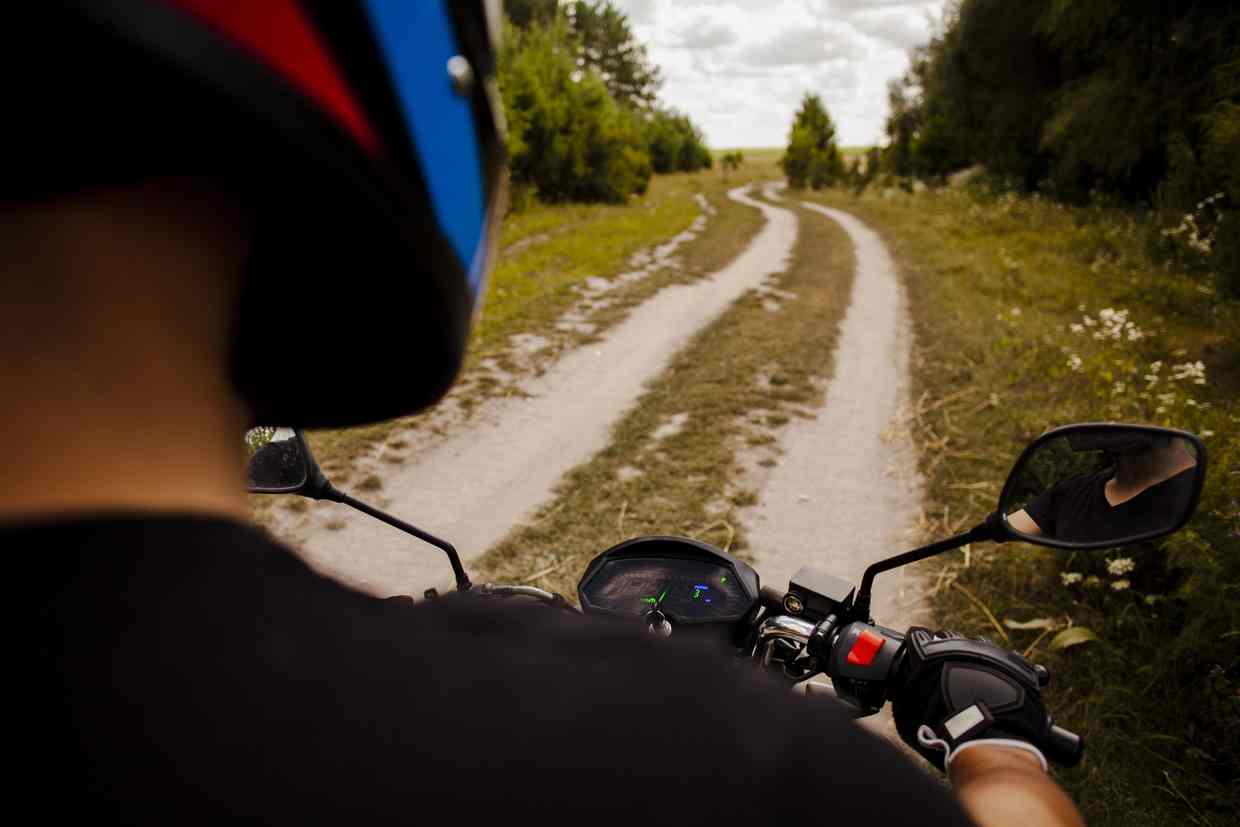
left=609, top=0, right=947, bottom=149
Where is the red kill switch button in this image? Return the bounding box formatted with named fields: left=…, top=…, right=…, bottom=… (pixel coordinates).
left=846, top=630, right=886, bottom=666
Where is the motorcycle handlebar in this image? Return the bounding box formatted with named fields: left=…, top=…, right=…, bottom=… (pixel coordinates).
left=763, top=615, right=1085, bottom=768
left=1039, top=724, right=1084, bottom=768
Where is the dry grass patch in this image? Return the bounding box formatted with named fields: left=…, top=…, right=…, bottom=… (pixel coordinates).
left=470, top=202, right=856, bottom=599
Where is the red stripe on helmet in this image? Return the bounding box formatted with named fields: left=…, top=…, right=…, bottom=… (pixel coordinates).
left=163, top=0, right=381, bottom=155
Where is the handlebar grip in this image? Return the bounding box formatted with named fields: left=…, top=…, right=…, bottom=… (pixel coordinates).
left=1039, top=724, right=1084, bottom=767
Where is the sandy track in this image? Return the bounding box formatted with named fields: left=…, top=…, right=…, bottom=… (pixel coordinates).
left=745, top=201, right=926, bottom=630
left=290, top=185, right=798, bottom=597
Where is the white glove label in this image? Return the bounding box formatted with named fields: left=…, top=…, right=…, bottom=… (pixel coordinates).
left=944, top=704, right=985, bottom=740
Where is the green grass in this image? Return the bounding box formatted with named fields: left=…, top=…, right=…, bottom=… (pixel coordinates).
left=804, top=184, right=1239, bottom=826
left=477, top=173, right=701, bottom=353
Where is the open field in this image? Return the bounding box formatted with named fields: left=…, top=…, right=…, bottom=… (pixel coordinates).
left=805, top=184, right=1239, bottom=826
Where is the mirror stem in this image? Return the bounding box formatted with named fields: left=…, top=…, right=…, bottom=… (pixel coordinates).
left=851, top=513, right=1003, bottom=622
left=317, top=483, right=473, bottom=593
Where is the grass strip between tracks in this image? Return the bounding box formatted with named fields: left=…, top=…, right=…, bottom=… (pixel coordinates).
left=471, top=201, right=856, bottom=601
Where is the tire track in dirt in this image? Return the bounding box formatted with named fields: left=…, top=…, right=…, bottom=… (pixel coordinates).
left=285, top=185, right=798, bottom=597
left=738, top=198, right=927, bottom=744
left=744, top=201, right=926, bottom=628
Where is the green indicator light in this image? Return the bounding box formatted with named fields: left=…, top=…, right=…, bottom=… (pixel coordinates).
left=658, top=590, right=668, bottom=604
left=721, top=576, right=727, bottom=583
left=641, top=596, right=658, bottom=605
left=692, top=589, right=701, bottom=599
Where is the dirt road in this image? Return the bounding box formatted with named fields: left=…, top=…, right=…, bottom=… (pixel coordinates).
left=288, top=185, right=797, bottom=596
left=746, top=200, right=926, bottom=629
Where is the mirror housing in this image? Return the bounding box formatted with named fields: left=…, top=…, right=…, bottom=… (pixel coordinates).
left=995, top=423, right=1206, bottom=550
left=245, top=427, right=327, bottom=497
left=850, top=421, right=1207, bottom=622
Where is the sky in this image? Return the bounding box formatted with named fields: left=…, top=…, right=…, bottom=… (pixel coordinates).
left=608, top=0, right=948, bottom=149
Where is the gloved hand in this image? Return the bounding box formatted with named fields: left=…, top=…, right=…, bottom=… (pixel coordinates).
left=891, top=627, right=1053, bottom=773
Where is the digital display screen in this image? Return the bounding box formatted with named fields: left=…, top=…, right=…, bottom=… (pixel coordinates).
left=582, top=557, right=752, bottom=621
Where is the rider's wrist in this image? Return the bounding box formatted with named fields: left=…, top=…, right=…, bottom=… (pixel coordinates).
left=948, top=740, right=1048, bottom=779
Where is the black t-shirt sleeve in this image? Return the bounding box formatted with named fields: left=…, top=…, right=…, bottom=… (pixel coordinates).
left=1024, top=485, right=1058, bottom=535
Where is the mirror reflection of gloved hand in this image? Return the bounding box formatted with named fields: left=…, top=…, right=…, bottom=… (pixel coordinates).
left=891, top=627, right=1052, bottom=773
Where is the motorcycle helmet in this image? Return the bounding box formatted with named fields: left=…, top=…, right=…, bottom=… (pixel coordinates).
left=8, top=1, right=505, bottom=427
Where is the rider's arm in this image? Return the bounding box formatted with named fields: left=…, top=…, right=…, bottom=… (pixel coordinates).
left=1006, top=508, right=1042, bottom=536
left=950, top=745, right=1085, bottom=827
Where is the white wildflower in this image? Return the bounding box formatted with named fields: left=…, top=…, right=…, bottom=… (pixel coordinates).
left=1201, top=430, right=1215, bottom=438
left=1082, top=315, right=1096, bottom=327
left=1070, top=323, right=1085, bottom=334
left=1110, top=579, right=1131, bottom=592
left=1107, top=558, right=1136, bottom=576
left=1112, top=382, right=1126, bottom=395
left=1171, top=361, right=1207, bottom=384
left=1067, top=355, right=1084, bottom=372
left=1061, top=572, right=1083, bottom=586
left=1010, top=307, right=1022, bottom=317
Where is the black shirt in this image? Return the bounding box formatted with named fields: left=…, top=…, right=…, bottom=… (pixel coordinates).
left=21, top=515, right=975, bottom=825
left=1025, top=467, right=1195, bottom=543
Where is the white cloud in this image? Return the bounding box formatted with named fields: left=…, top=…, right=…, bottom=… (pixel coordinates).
left=609, top=0, right=947, bottom=147
left=848, top=9, right=934, bottom=50
left=741, top=26, right=862, bottom=66
left=612, top=0, right=658, bottom=25
left=678, top=16, right=739, bottom=50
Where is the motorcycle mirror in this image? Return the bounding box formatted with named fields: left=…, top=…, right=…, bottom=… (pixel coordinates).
left=996, top=423, right=1207, bottom=550
left=245, top=426, right=320, bottom=495
left=243, top=426, right=472, bottom=591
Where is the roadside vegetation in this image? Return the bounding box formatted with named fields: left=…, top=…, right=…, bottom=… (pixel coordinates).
left=804, top=184, right=1238, bottom=825
left=500, top=1, right=712, bottom=207
left=881, top=0, right=1240, bottom=297
left=472, top=202, right=855, bottom=598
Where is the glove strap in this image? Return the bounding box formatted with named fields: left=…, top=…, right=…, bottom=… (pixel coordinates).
left=917, top=725, right=1048, bottom=773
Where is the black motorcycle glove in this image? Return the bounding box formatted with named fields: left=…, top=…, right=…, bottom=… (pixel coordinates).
left=891, top=627, right=1052, bottom=773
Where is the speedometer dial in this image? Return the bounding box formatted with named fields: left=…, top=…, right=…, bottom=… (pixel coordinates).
left=578, top=536, right=760, bottom=624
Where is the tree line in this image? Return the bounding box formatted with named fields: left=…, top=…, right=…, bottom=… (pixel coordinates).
left=499, top=0, right=712, bottom=207
left=881, top=0, right=1240, bottom=293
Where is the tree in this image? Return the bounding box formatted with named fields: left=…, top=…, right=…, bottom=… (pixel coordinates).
left=644, top=109, right=711, bottom=173
left=504, top=0, right=559, bottom=28
left=568, top=1, right=662, bottom=109
left=498, top=18, right=651, bottom=204
left=781, top=93, right=845, bottom=189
